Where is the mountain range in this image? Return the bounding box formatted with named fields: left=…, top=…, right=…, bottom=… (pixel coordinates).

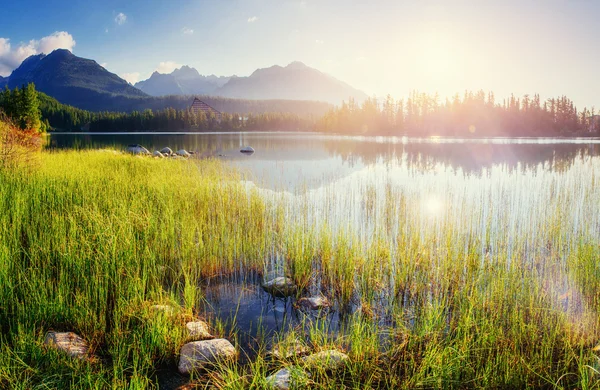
left=134, top=66, right=230, bottom=96
left=2, top=49, right=367, bottom=111
left=135, top=62, right=368, bottom=105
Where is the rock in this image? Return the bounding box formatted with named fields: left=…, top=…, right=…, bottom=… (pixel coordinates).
left=267, top=341, right=309, bottom=360
left=160, top=147, right=174, bottom=156
left=296, top=296, right=330, bottom=311
left=150, top=304, right=176, bottom=316
left=266, top=367, right=309, bottom=390
left=262, top=277, right=297, bottom=298
left=178, top=339, right=236, bottom=374
left=44, top=331, right=89, bottom=359
left=176, top=149, right=191, bottom=157
left=240, top=146, right=255, bottom=154
left=302, top=350, right=349, bottom=371
left=126, top=144, right=150, bottom=155
left=186, top=321, right=213, bottom=340
left=153, top=151, right=164, bottom=158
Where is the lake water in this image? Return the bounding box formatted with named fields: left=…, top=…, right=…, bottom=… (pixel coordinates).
left=47, top=132, right=600, bottom=192
left=48, top=132, right=600, bottom=387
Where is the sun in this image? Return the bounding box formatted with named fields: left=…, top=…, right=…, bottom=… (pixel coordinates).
left=416, top=30, right=462, bottom=88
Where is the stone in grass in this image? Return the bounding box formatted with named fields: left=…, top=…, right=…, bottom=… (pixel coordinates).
left=160, top=147, right=174, bottom=156
left=267, top=340, right=309, bottom=360
left=262, top=277, right=297, bottom=298
left=302, top=350, right=349, bottom=371
left=296, top=296, right=330, bottom=311
left=266, top=366, right=310, bottom=390
left=127, top=144, right=150, bottom=155
left=186, top=321, right=213, bottom=340
left=150, top=304, right=176, bottom=316
left=176, top=149, right=191, bottom=157
left=153, top=151, right=165, bottom=158
left=178, top=339, right=237, bottom=374
left=44, top=331, right=89, bottom=359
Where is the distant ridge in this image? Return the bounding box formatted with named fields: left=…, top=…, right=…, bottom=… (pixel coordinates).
left=214, top=61, right=368, bottom=104
left=135, top=66, right=231, bottom=96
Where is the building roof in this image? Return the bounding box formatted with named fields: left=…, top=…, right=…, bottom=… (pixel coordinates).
left=190, top=98, right=221, bottom=117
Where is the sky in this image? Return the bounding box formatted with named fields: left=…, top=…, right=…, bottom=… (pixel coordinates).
left=0, top=0, right=599, bottom=108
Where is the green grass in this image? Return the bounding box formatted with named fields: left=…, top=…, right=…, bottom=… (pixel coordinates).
left=0, top=149, right=599, bottom=389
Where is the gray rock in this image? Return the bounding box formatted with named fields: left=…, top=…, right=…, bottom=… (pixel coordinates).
left=302, top=350, right=349, bottom=371
left=178, top=339, right=236, bottom=374
left=44, top=331, right=89, bottom=359
left=240, top=146, right=255, bottom=154
left=186, top=321, right=213, bottom=340
left=267, top=340, right=309, bottom=360
left=176, top=149, right=191, bottom=157
left=266, top=367, right=309, bottom=390
left=150, top=304, right=176, bottom=316
left=296, top=296, right=330, bottom=311
left=126, top=144, right=150, bottom=155
left=262, top=277, right=297, bottom=298
left=160, top=147, right=174, bottom=156
left=153, top=151, right=164, bottom=158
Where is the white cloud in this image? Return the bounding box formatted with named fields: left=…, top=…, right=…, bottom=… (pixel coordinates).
left=105, top=28, right=109, bottom=33
left=115, top=13, right=127, bottom=26
left=156, top=61, right=181, bottom=74
left=182, top=27, right=194, bottom=36
left=315, top=39, right=324, bottom=44
left=0, top=32, right=76, bottom=77
left=120, top=72, right=140, bottom=84
left=247, top=16, right=258, bottom=23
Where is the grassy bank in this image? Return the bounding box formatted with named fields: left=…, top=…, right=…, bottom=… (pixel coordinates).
left=0, top=150, right=599, bottom=389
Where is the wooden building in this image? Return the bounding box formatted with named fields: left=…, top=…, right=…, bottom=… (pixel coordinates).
left=190, top=98, right=222, bottom=121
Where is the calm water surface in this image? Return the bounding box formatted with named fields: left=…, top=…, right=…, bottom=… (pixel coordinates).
left=47, top=132, right=600, bottom=192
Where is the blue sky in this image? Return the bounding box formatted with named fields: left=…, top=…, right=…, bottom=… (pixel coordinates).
left=1, top=0, right=599, bottom=108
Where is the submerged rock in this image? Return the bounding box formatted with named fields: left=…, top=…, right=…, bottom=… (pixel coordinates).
left=153, top=151, right=164, bottom=158
left=44, top=331, right=89, bottom=359
left=160, top=147, right=174, bottom=156
left=266, top=367, right=310, bottom=390
left=302, top=350, right=349, bottom=371
left=262, top=277, right=297, bottom=298
left=176, top=149, right=191, bottom=157
left=296, top=296, right=330, bottom=311
left=240, top=146, right=255, bottom=154
left=178, top=339, right=236, bottom=374
left=126, top=144, right=150, bottom=155
left=186, top=321, right=213, bottom=340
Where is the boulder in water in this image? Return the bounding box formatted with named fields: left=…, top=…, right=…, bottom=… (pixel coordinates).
left=261, top=277, right=297, bottom=298
left=266, top=367, right=310, bottom=390
left=160, top=147, right=174, bottom=156
left=126, top=144, right=150, bottom=155
left=178, top=339, right=236, bottom=374
left=240, top=146, right=255, bottom=154
left=296, top=296, right=331, bottom=311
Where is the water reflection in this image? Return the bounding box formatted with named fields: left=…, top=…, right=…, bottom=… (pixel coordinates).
left=47, top=132, right=600, bottom=192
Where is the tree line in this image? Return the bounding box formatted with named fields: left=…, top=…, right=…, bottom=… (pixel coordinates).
left=316, top=91, right=600, bottom=136
left=0, top=84, right=46, bottom=132
left=39, top=93, right=314, bottom=132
